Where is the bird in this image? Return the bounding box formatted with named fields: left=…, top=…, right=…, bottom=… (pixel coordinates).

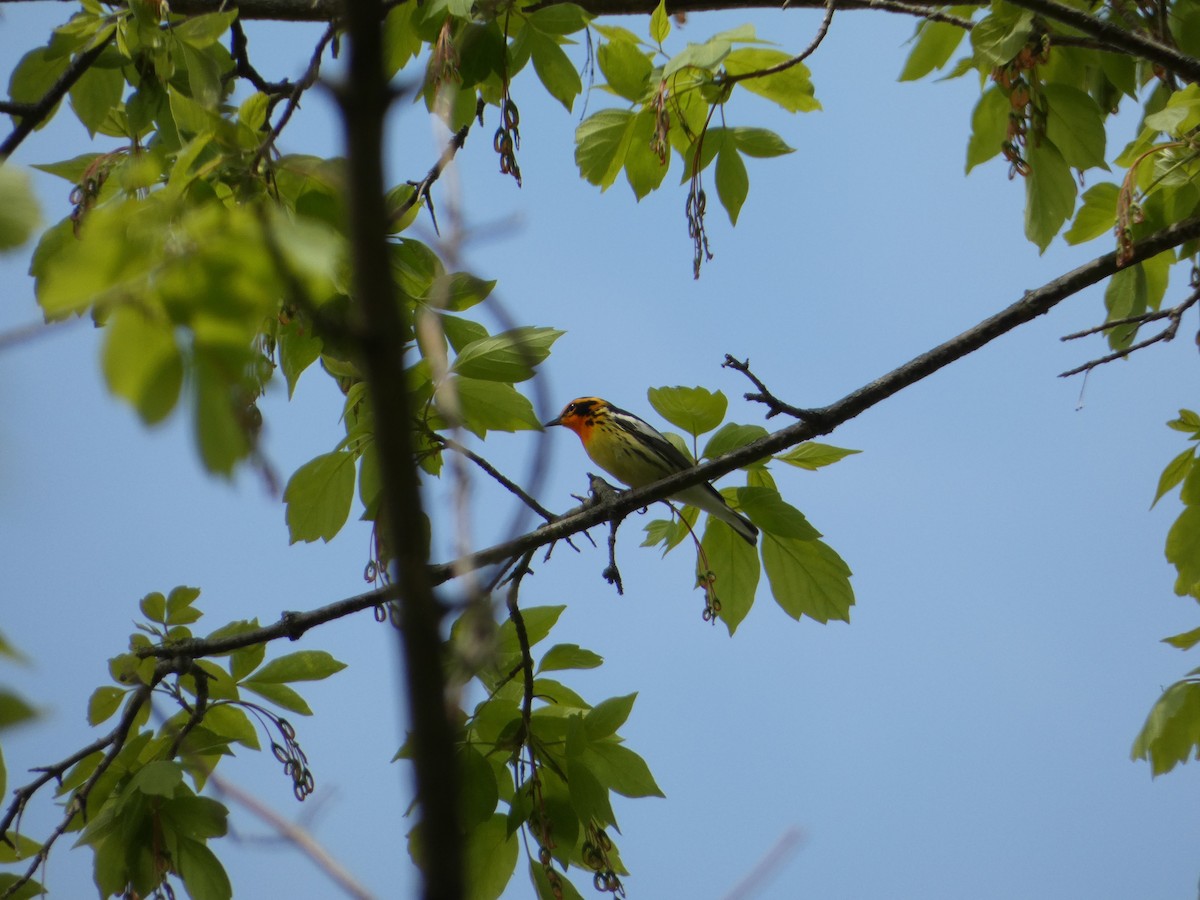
left=544, top=396, right=759, bottom=545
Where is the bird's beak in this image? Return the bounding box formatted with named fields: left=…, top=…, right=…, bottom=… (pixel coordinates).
left=543, top=415, right=562, bottom=428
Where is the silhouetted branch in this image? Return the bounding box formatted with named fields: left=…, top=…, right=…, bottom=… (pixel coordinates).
left=0, top=29, right=113, bottom=161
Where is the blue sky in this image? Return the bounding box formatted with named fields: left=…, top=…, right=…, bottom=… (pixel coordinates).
left=2, top=3, right=1199, bottom=898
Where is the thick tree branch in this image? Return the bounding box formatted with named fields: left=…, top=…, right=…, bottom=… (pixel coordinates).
left=1003, top=0, right=1200, bottom=83
left=337, top=2, right=461, bottom=899
left=5, top=0, right=979, bottom=22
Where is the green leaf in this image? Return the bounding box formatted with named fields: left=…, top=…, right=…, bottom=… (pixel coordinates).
left=160, top=795, right=228, bottom=841
left=140, top=590, right=167, bottom=623
left=736, top=486, right=820, bottom=539
left=1162, top=626, right=1200, bottom=651
left=166, top=585, right=201, bottom=624
left=529, top=31, right=582, bottom=111
left=496, top=606, right=565, bottom=659
left=702, top=513, right=760, bottom=633
left=715, top=147, right=748, bottom=225
left=966, top=86, right=1009, bottom=173
left=1144, top=83, right=1200, bottom=136
left=582, top=741, right=664, bottom=798
left=537, top=643, right=604, bottom=673
left=899, top=17, right=968, bottom=81
left=278, top=316, right=322, bottom=399
left=762, top=535, right=854, bottom=623
left=1168, top=505, right=1200, bottom=598
left=172, top=10, right=238, bottom=48
left=452, top=327, right=563, bottom=383
left=1154, top=447, right=1195, bottom=507
left=575, top=108, right=637, bottom=190
left=598, top=38, right=652, bottom=101
left=969, top=9, right=1034, bottom=67
left=647, top=385, right=727, bottom=436
left=383, top=1, right=422, bottom=77
left=88, top=686, right=126, bottom=726
left=193, top=350, right=251, bottom=476
left=663, top=38, right=731, bottom=78
left=69, top=63, right=124, bottom=137
left=565, top=729, right=616, bottom=826
left=649, top=0, right=670, bottom=44
left=1169, top=409, right=1200, bottom=433
left=1042, top=83, right=1106, bottom=170
left=202, top=704, right=259, bottom=749
left=528, top=4, right=590, bottom=35
left=0, top=691, right=38, bottom=730
left=0, top=831, right=41, bottom=865
left=623, top=108, right=669, bottom=200
left=453, top=378, right=542, bottom=436
left=1025, top=141, right=1076, bottom=252
left=0, top=168, right=41, bottom=251
left=776, top=442, right=861, bottom=470
left=1131, top=679, right=1200, bottom=775
left=239, top=680, right=312, bottom=716
left=129, top=759, right=184, bottom=797
left=459, top=745, right=500, bottom=830
left=30, top=153, right=104, bottom=183
left=102, top=306, right=184, bottom=425
left=8, top=45, right=70, bottom=123
left=529, top=858, right=586, bottom=900
left=583, top=693, right=636, bottom=740
left=175, top=837, right=233, bottom=900
left=731, top=126, right=794, bottom=158
left=532, top=678, right=591, bottom=711
left=1104, top=254, right=1170, bottom=349
left=723, top=48, right=819, bottom=113
left=1064, top=182, right=1119, bottom=245
left=465, top=814, right=519, bottom=900
left=0, top=874, right=47, bottom=900
left=425, top=272, right=497, bottom=311
left=703, top=422, right=767, bottom=459
left=247, top=650, right=347, bottom=684
left=284, top=451, right=357, bottom=544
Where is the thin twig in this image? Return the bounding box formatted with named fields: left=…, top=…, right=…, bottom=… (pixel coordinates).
left=722, top=355, right=821, bottom=421
left=229, top=20, right=295, bottom=101
left=1058, top=289, right=1200, bottom=377
left=389, top=97, right=484, bottom=229
left=437, top=436, right=558, bottom=522
left=207, top=771, right=376, bottom=900
left=252, top=22, right=338, bottom=170
left=1, top=662, right=175, bottom=900
left=726, top=0, right=836, bottom=83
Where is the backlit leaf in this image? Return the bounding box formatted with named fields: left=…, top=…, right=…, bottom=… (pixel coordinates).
left=284, top=451, right=357, bottom=543
left=647, top=385, right=727, bottom=436
left=1025, top=141, right=1076, bottom=252
left=702, top=513, right=760, bottom=633
left=249, top=650, right=347, bottom=683
left=762, top=535, right=854, bottom=623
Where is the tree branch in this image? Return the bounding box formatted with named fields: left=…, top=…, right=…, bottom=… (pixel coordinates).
left=337, top=2, right=462, bottom=899
left=0, top=28, right=113, bottom=162
left=207, top=771, right=376, bottom=900
left=1058, top=287, right=1200, bottom=377
left=1003, top=0, right=1200, bottom=83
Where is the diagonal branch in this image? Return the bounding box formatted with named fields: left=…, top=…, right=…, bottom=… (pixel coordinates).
left=121, top=215, right=1200, bottom=672
left=0, top=29, right=114, bottom=161
left=1003, top=0, right=1200, bottom=83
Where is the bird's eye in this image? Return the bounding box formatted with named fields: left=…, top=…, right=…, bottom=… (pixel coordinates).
left=565, top=403, right=576, bottom=414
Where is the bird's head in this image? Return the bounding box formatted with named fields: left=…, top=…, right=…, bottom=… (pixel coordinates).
left=544, top=397, right=608, bottom=438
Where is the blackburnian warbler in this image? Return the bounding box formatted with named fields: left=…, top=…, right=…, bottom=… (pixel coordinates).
left=545, top=397, right=759, bottom=545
